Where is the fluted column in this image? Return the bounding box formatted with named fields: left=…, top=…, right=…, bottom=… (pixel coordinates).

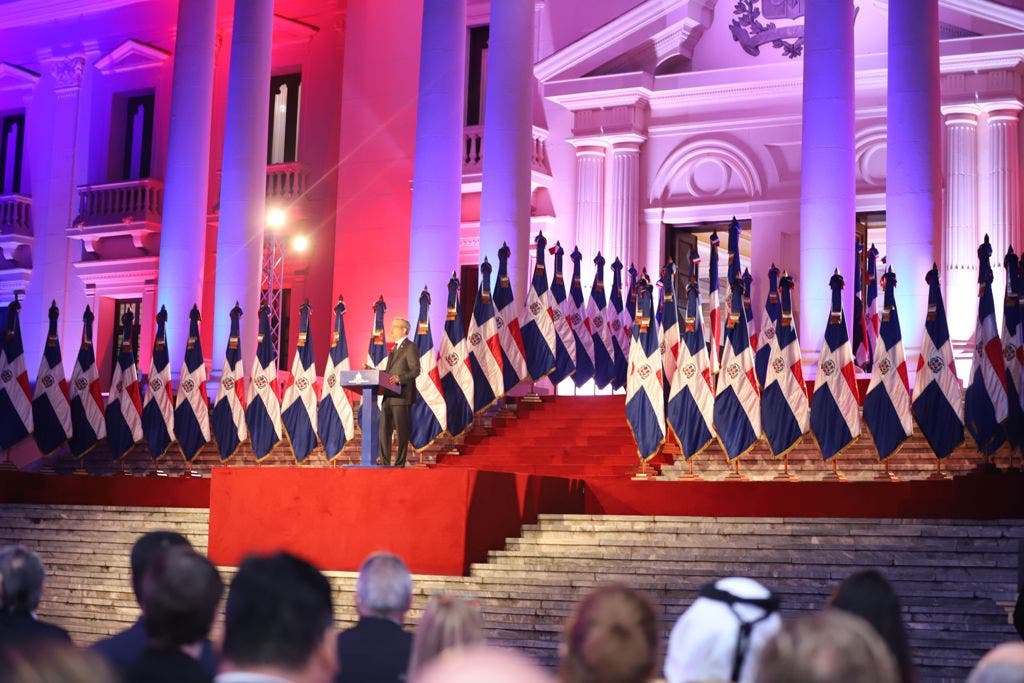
left=212, top=0, right=275, bottom=375
left=942, top=109, right=979, bottom=345
left=156, top=0, right=218, bottom=363
left=985, top=106, right=1022, bottom=307
left=571, top=143, right=605, bottom=285
left=606, top=139, right=642, bottom=271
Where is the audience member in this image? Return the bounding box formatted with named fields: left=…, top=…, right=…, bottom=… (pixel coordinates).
left=664, top=577, right=781, bottom=683
left=559, top=584, right=657, bottom=683
left=967, top=642, right=1024, bottom=683
left=827, top=569, right=915, bottom=683
left=407, top=594, right=485, bottom=678
left=91, top=530, right=218, bottom=676
left=411, top=645, right=554, bottom=683
left=755, top=609, right=899, bottom=683
left=337, top=552, right=414, bottom=683
left=0, top=544, right=71, bottom=647
left=0, top=642, right=117, bottom=683
left=124, top=546, right=224, bottom=683
left=217, top=551, right=337, bottom=683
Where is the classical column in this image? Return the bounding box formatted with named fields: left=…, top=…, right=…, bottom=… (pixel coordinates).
left=407, top=0, right=466, bottom=333
left=942, top=109, right=979, bottom=346
left=156, top=0, right=218, bottom=363
left=571, top=143, right=605, bottom=285
left=606, top=139, right=643, bottom=271
left=212, top=0, right=275, bottom=375
left=886, top=0, right=941, bottom=357
left=985, top=106, right=1022, bottom=308
left=479, top=0, right=535, bottom=293
left=798, top=0, right=856, bottom=355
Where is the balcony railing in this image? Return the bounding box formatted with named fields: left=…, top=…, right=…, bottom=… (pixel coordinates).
left=267, top=162, right=309, bottom=201
left=75, top=178, right=164, bottom=227
left=0, top=195, right=31, bottom=235
left=463, top=125, right=552, bottom=177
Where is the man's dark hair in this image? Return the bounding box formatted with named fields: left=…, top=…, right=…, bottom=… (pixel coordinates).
left=222, top=552, right=334, bottom=670
left=141, top=546, right=223, bottom=648
left=0, top=545, right=45, bottom=614
left=129, top=531, right=192, bottom=604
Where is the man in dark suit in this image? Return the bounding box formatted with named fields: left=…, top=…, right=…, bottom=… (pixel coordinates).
left=0, top=545, right=71, bottom=648
left=379, top=317, right=420, bottom=467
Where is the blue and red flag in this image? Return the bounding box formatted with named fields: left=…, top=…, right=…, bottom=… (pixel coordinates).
left=742, top=268, right=758, bottom=353
left=965, top=235, right=1010, bottom=454
left=106, top=310, right=144, bottom=458
left=547, top=242, right=576, bottom=385
left=755, top=265, right=781, bottom=388
left=713, top=278, right=762, bottom=459
left=566, top=247, right=595, bottom=388
left=245, top=305, right=283, bottom=460
left=410, top=287, right=446, bottom=449
left=864, top=244, right=880, bottom=370
left=852, top=243, right=870, bottom=369
left=367, top=296, right=388, bottom=370
left=141, top=306, right=174, bottom=458
left=588, top=252, right=617, bottom=389
left=810, top=270, right=861, bottom=459
left=519, top=232, right=558, bottom=381
left=493, top=242, right=528, bottom=393
left=318, top=296, right=356, bottom=460
left=0, top=297, right=32, bottom=448
left=439, top=273, right=474, bottom=437
left=282, top=300, right=319, bottom=462
left=212, top=303, right=247, bottom=460
left=708, top=233, right=722, bottom=376
left=659, top=260, right=681, bottom=393
left=32, top=301, right=71, bottom=455
left=609, top=258, right=629, bottom=390
left=174, top=305, right=211, bottom=462
left=862, top=267, right=913, bottom=460
left=625, top=280, right=666, bottom=460
left=1000, top=247, right=1023, bottom=453
left=760, top=271, right=809, bottom=456
left=467, top=257, right=505, bottom=411
left=68, top=305, right=105, bottom=456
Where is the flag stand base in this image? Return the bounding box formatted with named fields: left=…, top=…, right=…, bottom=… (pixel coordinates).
left=772, top=454, right=799, bottom=482
left=821, top=459, right=848, bottom=482
left=874, top=460, right=900, bottom=482
left=926, top=459, right=951, bottom=481
left=631, top=460, right=656, bottom=480
left=723, top=459, right=748, bottom=481
left=677, top=457, right=702, bottom=481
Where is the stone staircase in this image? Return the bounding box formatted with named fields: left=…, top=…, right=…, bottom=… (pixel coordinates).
left=1, top=504, right=1019, bottom=682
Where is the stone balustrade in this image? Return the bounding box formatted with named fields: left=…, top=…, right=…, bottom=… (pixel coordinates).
left=0, top=194, right=31, bottom=234
left=266, top=161, right=309, bottom=201
left=75, top=178, right=164, bottom=228
left=463, top=125, right=552, bottom=178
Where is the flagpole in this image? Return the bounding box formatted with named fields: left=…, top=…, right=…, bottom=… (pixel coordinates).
left=723, top=458, right=748, bottom=481
left=821, top=457, right=848, bottom=482
left=927, top=458, right=950, bottom=480
left=677, top=456, right=701, bottom=481
left=773, top=454, right=799, bottom=482
left=874, top=459, right=899, bottom=483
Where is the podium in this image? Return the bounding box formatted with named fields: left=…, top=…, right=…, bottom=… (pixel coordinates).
left=338, top=369, right=400, bottom=467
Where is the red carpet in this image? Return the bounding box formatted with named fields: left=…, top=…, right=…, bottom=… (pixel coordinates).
left=0, top=470, right=210, bottom=507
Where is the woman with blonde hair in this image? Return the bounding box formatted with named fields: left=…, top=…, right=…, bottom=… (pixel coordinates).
left=407, top=593, right=485, bottom=678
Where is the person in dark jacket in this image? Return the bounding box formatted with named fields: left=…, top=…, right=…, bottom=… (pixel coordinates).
left=0, top=544, right=70, bottom=648
left=378, top=318, right=421, bottom=468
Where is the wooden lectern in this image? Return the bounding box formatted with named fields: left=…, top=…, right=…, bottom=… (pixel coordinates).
left=337, top=369, right=401, bottom=467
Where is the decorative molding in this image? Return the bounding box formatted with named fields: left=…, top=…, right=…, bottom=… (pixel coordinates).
left=650, top=137, right=764, bottom=203
left=94, top=39, right=170, bottom=75
left=45, top=55, right=85, bottom=92
left=855, top=125, right=888, bottom=189
left=273, top=14, right=320, bottom=47
left=940, top=0, right=1024, bottom=33
left=0, top=62, right=40, bottom=93
left=72, top=255, right=159, bottom=294
left=571, top=102, right=649, bottom=138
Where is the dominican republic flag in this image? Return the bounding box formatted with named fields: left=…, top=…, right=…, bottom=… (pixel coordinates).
left=106, top=311, right=144, bottom=458
left=468, top=257, right=505, bottom=411
left=439, top=273, right=474, bottom=437
left=519, top=231, right=558, bottom=381
left=742, top=269, right=758, bottom=355
left=588, top=252, right=617, bottom=389
left=69, top=306, right=105, bottom=456
left=659, top=261, right=681, bottom=394
left=755, top=265, right=781, bottom=388
left=609, top=258, right=629, bottom=390
left=367, top=296, right=388, bottom=370
left=212, top=302, right=247, bottom=461
left=245, top=305, right=283, bottom=460
left=410, top=287, right=446, bottom=449
left=1000, top=247, right=1023, bottom=452
left=547, top=242, right=576, bottom=385
left=626, top=281, right=666, bottom=460
left=761, top=271, right=810, bottom=456
left=566, top=247, right=595, bottom=388
left=141, top=306, right=174, bottom=458
left=713, top=279, right=762, bottom=459
left=318, top=296, right=356, bottom=460
left=912, top=266, right=964, bottom=459
left=282, top=301, right=319, bottom=462
left=810, top=270, right=861, bottom=459
left=862, top=267, right=913, bottom=460
left=852, top=243, right=871, bottom=368
left=494, top=242, right=528, bottom=393
left=965, top=235, right=1010, bottom=454
left=667, top=260, right=716, bottom=459
left=174, top=305, right=211, bottom=462
left=708, top=232, right=723, bottom=376
left=864, top=244, right=881, bottom=370
left=32, top=301, right=71, bottom=455
left=0, top=297, right=32, bottom=448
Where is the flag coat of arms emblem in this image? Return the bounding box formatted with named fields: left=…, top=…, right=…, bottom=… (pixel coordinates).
left=141, top=306, right=175, bottom=458
left=588, top=252, right=617, bottom=389
left=852, top=243, right=871, bottom=369
left=410, top=287, right=446, bottom=449
left=32, top=301, right=72, bottom=455
left=865, top=244, right=881, bottom=370
left=965, top=235, right=1010, bottom=454
left=69, top=305, right=105, bottom=456
left=439, top=273, right=474, bottom=437
left=810, top=270, right=861, bottom=460
left=862, top=267, right=913, bottom=460
left=213, top=303, right=247, bottom=460
left=467, top=258, right=505, bottom=411
left=245, top=305, right=283, bottom=460
left=282, top=300, right=319, bottom=462
left=742, top=268, right=758, bottom=353
left=609, top=258, right=629, bottom=390
left=626, top=281, right=666, bottom=460
left=659, top=261, right=681, bottom=394
left=708, top=233, right=723, bottom=377
left=494, top=242, right=528, bottom=393
left=0, top=297, right=32, bottom=448
left=106, top=310, right=144, bottom=458
left=519, top=232, right=558, bottom=381
left=713, top=279, right=762, bottom=459
left=999, top=247, right=1023, bottom=452
left=760, top=270, right=810, bottom=456
left=175, top=305, right=211, bottom=462
left=566, top=247, right=595, bottom=388
left=318, top=296, right=356, bottom=460
left=547, top=242, right=577, bottom=385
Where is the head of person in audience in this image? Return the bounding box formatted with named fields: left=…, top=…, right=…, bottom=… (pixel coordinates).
left=408, top=593, right=485, bottom=678
left=412, top=644, right=554, bottom=683
left=0, top=545, right=46, bottom=616
left=355, top=551, right=412, bottom=625
left=221, top=552, right=337, bottom=683
left=755, top=610, right=899, bottom=683
left=0, top=643, right=117, bottom=683
left=967, top=642, right=1024, bottom=683
left=559, top=584, right=658, bottom=683
left=827, top=569, right=914, bottom=683
left=664, top=577, right=781, bottom=683
left=130, top=531, right=193, bottom=607
left=141, top=545, right=223, bottom=657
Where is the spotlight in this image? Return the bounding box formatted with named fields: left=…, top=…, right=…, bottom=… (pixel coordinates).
left=266, top=207, right=287, bottom=231
left=290, top=234, right=310, bottom=253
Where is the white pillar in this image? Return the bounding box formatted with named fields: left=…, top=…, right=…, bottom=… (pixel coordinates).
left=942, top=109, right=979, bottom=346
left=479, top=0, right=535, bottom=293
left=985, top=106, right=1022, bottom=309
left=157, top=0, right=218, bottom=361
left=798, top=0, right=856, bottom=354
left=571, top=143, right=605, bottom=285
left=212, top=0, right=275, bottom=374
left=606, top=139, right=642, bottom=271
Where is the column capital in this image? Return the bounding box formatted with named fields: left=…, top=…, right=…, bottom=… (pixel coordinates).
left=941, top=104, right=982, bottom=123
left=984, top=102, right=1024, bottom=122
left=43, top=54, right=84, bottom=94
left=607, top=135, right=646, bottom=151
left=566, top=138, right=609, bottom=156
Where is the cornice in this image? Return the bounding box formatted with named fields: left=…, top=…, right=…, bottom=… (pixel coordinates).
left=0, top=0, right=145, bottom=30
left=94, top=39, right=170, bottom=76
left=0, top=62, right=40, bottom=92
